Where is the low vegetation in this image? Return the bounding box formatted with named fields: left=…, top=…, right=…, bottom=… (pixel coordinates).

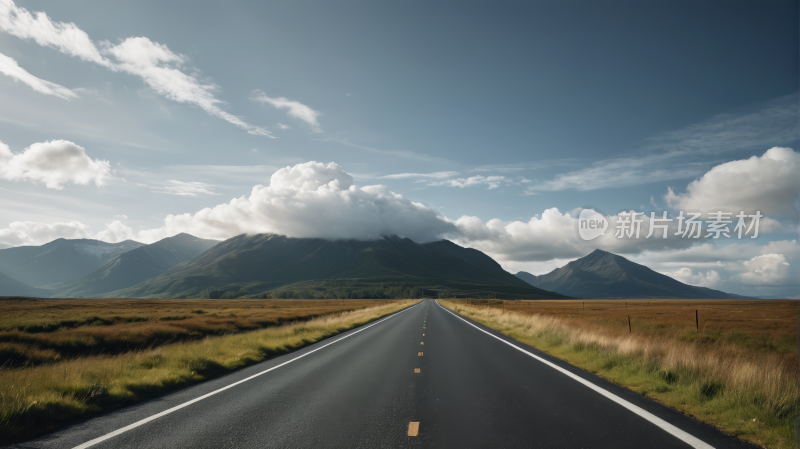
left=0, top=298, right=396, bottom=367
left=0, top=298, right=416, bottom=443
left=441, top=299, right=799, bottom=449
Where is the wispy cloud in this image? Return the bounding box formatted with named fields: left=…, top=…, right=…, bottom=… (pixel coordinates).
left=153, top=180, right=218, bottom=197
left=469, top=159, right=577, bottom=173
left=328, top=138, right=457, bottom=165
left=0, top=1, right=271, bottom=136
left=0, top=52, right=77, bottom=99
left=526, top=94, right=799, bottom=192
left=251, top=90, right=320, bottom=131
left=430, top=175, right=510, bottom=189
left=527, top=153, right=709, bottom=192
left=383, top=171, right=459, bottom=179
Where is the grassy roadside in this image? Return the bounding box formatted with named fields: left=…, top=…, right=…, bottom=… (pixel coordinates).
left=439, top=300, right=798, bottom=449
left=0, top=300, right=419, bottom=444
left=0, top=298, right=395, bottom=367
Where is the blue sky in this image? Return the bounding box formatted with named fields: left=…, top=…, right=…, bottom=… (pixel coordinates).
left=0, top=0, right=798, bottom=297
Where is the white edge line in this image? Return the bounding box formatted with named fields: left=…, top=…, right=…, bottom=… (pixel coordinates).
left=435, top=300, right=714, bottom=449
left=72, top=301, right=424, bottom=449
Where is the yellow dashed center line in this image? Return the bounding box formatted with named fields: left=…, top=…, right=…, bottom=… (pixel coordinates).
left=408, top=422, right=420, bottom=436
left=420, top=342, right=424, bottom=345
left=414, top=368, right=420, bottom=373
left=418, top=352, right=423, bottom=356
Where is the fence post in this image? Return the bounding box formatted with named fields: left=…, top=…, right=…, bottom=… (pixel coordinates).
left=628, top=316, right=631, bottom=333
left=695, top=309, right=699, bottom=332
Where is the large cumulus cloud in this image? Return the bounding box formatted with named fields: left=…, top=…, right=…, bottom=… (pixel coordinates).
left=664, top=147, right=800, bottom=216
left=136, top=161, right=457, bottom=242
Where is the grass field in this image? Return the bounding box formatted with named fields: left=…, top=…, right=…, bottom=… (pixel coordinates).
left=441, top=299, right=799, bottom=449
left=0, top=297, right=398, bottom=368
left=0, top=298, right=416, bottom=443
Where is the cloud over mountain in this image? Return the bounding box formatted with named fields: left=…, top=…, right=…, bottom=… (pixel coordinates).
left=136, top=161, right=457, bottom=242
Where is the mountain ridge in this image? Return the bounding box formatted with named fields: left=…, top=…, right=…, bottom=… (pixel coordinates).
left=106, top=233, right=568, bottom=299
left=48, top=233, right=219, bottom=297
left=0, top=239, right=145, bottom=287
left=516, top=249, right=748, bottom=299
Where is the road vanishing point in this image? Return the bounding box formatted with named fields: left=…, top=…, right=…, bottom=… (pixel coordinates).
left=12, top=299, right=756, bottom=449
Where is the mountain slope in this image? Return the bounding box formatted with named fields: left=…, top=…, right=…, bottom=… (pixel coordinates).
left=51, top=233, right=219, bottom=297
left=516, top=249, right=746, bottom=299
left=109, top=234, right=567, bottom=299
left=0, top=239, right=145, bottom=287
left=0, top=271, right=48, bottom=297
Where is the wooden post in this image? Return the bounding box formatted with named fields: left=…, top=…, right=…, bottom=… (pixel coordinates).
left=628, top=316, right=631, bottom=333
left=696, top=310, right=699, bottom=332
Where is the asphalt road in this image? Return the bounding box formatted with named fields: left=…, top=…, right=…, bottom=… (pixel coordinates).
left=11, top=299, right=756, bottom=449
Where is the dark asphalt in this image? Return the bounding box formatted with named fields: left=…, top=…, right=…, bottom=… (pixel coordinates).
left=10, top=299, right=756, bottom=449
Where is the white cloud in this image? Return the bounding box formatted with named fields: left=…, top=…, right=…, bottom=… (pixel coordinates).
left=526, top=95, right=799, bottom=192
left=384, top=171, right=459, bottom=179
left=0, top=52, right=77, bottom=99
left=0, top=139, right=111, bottom=189
left=665, top=147, right=800, bottom=216
left=0, top=1, right=270, bottom=136
left=251, top=90, right=321, bottom=131
left=450, top=208, right=698, bottom=266
left=135, top=161, right=456, bottom=243
left=733, top=254, right=792, bottom=285
left=104, top=37, right=272, bottom=137
left=660, top=267, right=721, bottom=288
left=0, top=0, right=111, bottom=66
left=276, top=123, right=290, bottom=130
left=0, top=220, right=137, bottom=248
left=93, top=220, right=136, bottom=243
left=154, top=180, right=217, bottom=197
left=430, top=175, right=510, bottom=189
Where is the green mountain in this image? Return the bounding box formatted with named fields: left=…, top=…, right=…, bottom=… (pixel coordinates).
left=50, top=233, right=219, bottom=297
left=0, top=271, right=48, bottom=297
left=516, top=249, right=748, bottom=299
left=0, top=239, right=145, bottom=287
left=107, top=234, right=568, bottom=299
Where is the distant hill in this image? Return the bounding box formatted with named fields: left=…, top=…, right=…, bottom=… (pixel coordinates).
left=107, top=234, right=568, bottom=299
left=516, top=249, right=748, bottom=299
left=50, top=233, right=219, bottom=297
left=0, top=239, right=144, bottom=287
left=0, top=271, right=48, bottom=297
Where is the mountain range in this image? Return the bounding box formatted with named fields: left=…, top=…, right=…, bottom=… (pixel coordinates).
left=105, top=234, right=563, bottom=299
left=0, top=234, right=752, bottom=300
left=0, top=238, right=144, bottom=287
left=49, top=233, right=219, bottom=297
left=515, top=249, right=747, bottom=299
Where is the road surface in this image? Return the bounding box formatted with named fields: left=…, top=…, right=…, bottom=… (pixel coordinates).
left=10, top=299, right=755, bottom=448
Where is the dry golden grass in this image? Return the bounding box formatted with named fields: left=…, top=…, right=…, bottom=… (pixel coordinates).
left=0, top=299, right=417, bottom=443
left=442, top=299, right=799, bottom=449
left=0, top=298, right=398, bottom=367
